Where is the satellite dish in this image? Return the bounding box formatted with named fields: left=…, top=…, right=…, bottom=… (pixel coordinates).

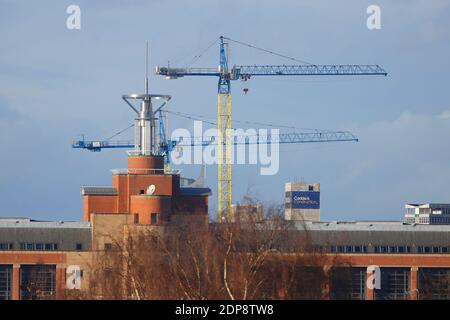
left=147, top=184, right=156, bottom=195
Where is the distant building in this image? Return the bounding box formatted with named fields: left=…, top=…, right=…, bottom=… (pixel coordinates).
left=231, top=203, right=264, bottom=223
left=285, top=182, right=320, bottom=221
left=405, top=203, right=450, bottom=225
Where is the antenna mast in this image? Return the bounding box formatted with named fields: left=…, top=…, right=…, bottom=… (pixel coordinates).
left=121, top=42, right=171, bottom=156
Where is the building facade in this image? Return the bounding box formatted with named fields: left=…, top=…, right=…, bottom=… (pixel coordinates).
left=3, top=157, right=450, bottom=300
left=405, top=203, right=450, bottom=225
left=285, top=182, right=320, bottom=221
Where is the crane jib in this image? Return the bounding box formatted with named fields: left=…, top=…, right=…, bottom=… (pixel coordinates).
left=155, top=65, right=387, bottom=79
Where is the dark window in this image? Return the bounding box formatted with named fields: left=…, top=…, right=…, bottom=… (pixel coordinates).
left=362, top=246, right=368, bottom=253
left=406, top=246, right=411, bottom=253
left=354, top=246, right=361, bottom=253
left=139, top=189, right=145, bottom=195
left=45, top=243, right=52, bottom=251
left=337, top=246, right=344, bottom=253
left=76, top=243, right=83, bottom=251
left=26, top=243, right=34, bottom=251
left=398, top=246, right=405, bottom=253
left=150, top=213, right=158, bottom=225
left=308, top=185, right=314, bottom=191
left=389, top=246, right=397, bottom=253
left=52, top=243, right=58, bottom=251
left=424, top=247, right=431, bottom=254
left=35, top=243, right=44, bottom=251
left=0, top=265, right=12, bottom=300
left=0, top=243, right=13, bottom=251
left=346, top=246, right=353, bottom=253
left=442, top=247, right=449, bottom=254
left=134, top=213, right=139, bottom=224
left=20, top=265, right=56, bottom=300
left=433, top=247, right=440, bottom=254
left=104, top=243, right=112, bottom=251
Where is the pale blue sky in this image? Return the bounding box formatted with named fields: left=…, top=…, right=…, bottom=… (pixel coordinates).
left=1, top=0, right=450, bottom=221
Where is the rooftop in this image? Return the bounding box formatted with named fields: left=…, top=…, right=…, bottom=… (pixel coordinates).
left=0, top=217, right=91, bottom=229
left=405, top=203, right=450, bottom=209
left=299, top=220, right=450, bottom=232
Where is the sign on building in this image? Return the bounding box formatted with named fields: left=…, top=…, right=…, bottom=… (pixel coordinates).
left=291, top=191, right=320, bottom=209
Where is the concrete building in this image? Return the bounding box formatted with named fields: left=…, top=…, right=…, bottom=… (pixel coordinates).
left=285, top=182, right=320, bottom=221
left=231, top=203, right=264, bottom=223
left=405, top=203, right=450, bottom=225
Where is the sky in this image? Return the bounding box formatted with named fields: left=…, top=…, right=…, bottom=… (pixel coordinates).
left=1, top=0, right=450, bottom=222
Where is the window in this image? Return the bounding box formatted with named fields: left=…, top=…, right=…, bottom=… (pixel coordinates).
left=76, top=243, right=83, bottom=251
left=26, top=243, right=34, bottom=251
left=419, top=246, right=432, bottom=254
left=376, top=246, right=388, bottom=253
left=104, top=243, right=112, bottom=251
left=308, top=185, right=314, bottom=191
left=433, top=247, right=440, bottom=254
left=398, top=246, right=405, bottom=253
left=389, top=246, right=397, bottom=253
left=150, top=213, right=158, bottom=225
left=139, top=189, right=145, bottom=195
left=35, top=243, right=44, bottom=251
left=442, top=247, right=449, bottom=254
left=45, top=243, right=52, bottom=251
left=0, top=243, right=12, bottom=250
left=134, top=213, right=139, bottom=224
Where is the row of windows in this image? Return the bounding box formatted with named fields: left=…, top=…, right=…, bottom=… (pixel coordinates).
left=404, top=217, right=450, bottom=224
left=20, top=243, right=59, bottom=251
left=329, top=246, right=369, bottom=254
left=429, top=217, right=450, bottom=224
left=325, top=245, right=450, bottom=254
left=0, top=243, right=13, bottom=251
left=0, top=243, right=84, bottom=251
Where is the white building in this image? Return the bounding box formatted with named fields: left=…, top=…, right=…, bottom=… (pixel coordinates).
left=405, top=203, right=450, bottom=225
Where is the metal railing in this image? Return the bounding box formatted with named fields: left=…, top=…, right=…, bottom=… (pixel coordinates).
left=111, top=168, right=181, bottom=175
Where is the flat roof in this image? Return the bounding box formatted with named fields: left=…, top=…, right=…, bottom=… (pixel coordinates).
left=81, top=186, right=117, bottom=196
left=0, top=217, right=91, bottom=229
left=180, top=187, right=212, bottom=196
left=299, top=220, right=450, bottom=232
left=405, top=203, right=450, bottom=209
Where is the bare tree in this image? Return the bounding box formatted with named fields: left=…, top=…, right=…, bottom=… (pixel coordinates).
left=79, top=201, right=351, bottom=300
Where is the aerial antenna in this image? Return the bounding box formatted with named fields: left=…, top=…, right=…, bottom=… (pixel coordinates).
left=145, top=41, right=149, bottom=95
